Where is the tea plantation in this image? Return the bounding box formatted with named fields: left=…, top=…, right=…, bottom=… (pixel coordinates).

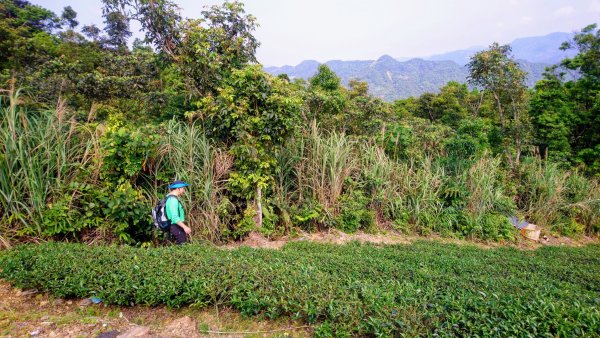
left=1, top=241, right=599, bottom=336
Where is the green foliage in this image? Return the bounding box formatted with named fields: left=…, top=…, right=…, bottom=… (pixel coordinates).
left=113, top=0, right=259, bottom=96
left=468, top=42, right=530, bottom=168
left=460, top=213, right=515, bottom=241
left=381, top=123, right=413, bottom=160
left=201, top=65, right=301, bottom=195
left=529, top=23, right=600, bottom=176
left=2, top=0, right=600, bottom=245
left=344, top=80, right=394, bottom=136
left=0, top=0, right=60, bottom=73
left=290, top=200, right=324, bottom=232
left=2, top=241, right=599, bottom=336
left=305, top=65, right=347, bottom=131
left=336, top=189, right=375, bottom=233
left=42, top=194, right=87, bottom=236
left=100, top=124, right=159, bottom=183
left=160, top=120, right=232, bottom=242
left=529, top=70, right=574, bottom=161
left=0, top=92, right=90, bottom=235
left=309, top=64, right=341, bottom=91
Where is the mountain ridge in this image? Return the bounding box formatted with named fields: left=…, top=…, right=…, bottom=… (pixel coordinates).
left=264, top=31, right=577, bottom=101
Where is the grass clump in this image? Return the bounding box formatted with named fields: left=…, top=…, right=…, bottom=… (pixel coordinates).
left=1, top=241, right=599, bottom=336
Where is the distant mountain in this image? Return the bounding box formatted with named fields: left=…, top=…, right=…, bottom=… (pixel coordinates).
left=264, top=32, right=576, bottom=101
left=426, top=46, right=484, bottom=66
left=510, top=32, right=577, bottom=65
left=424, top=32, right=576, bottom=66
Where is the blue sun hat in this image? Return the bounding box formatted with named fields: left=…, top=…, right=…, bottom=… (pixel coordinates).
left=169, top=180, right=190, bottom=189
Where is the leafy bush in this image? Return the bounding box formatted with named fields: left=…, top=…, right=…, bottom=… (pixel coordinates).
left=1, top=241, right=598, bottom=336
left=336, top=190, right=375, bottom=233
left=100, top=124, right=159, bottom=183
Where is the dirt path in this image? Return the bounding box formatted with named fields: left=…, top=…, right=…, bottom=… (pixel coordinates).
left=226, top=229, right=597, bottom=250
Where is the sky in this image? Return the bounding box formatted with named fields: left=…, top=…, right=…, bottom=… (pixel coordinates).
left=31, top=0, right=600, bottom=67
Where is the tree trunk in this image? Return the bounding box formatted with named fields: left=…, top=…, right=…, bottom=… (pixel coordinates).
left=254, top=185, right=263, bottom=227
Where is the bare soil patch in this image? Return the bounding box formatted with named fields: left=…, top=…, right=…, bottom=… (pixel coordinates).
left=225, top=229, right=598, bottom=250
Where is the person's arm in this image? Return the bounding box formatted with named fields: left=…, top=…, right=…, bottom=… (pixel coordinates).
left=176, top=221, right=191, bottom=235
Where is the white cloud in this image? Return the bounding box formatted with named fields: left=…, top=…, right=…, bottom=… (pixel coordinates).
left=554, top=6, right=576, bottom=17
left=520, top=16, right=534, bottom=24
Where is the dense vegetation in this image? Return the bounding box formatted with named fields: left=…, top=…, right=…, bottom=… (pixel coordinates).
left=1, top=241, right=599, bottom=336
left=0, top=0, right=599, bottom=246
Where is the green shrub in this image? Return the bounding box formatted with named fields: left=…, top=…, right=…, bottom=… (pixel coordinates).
left=336, top=190, right=375, bottom=233
left=291, top=199, right=325, bottom=232
left=1, top=242, right=598, bottom=336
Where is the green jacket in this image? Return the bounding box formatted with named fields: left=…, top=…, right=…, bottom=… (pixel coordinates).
left=165, top=195, right=185, bottom=224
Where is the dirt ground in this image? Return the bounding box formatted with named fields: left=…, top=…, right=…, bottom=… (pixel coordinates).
left=227, top=228, right=598, bottom=250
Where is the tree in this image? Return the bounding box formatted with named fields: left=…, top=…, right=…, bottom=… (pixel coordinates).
left=102, top=0, right=258, bottom=96
left=468, top=43, right=530, bottom=168
left=529, top=67, right=574, bottom=161
left=60, top=6, right=78, bottom=29
left=556, top=23, right=600, bottom=175
left=310, top=64, right=341, bottom=91
left=199, top=66, right=302, bottom=228
left=0, top=0, right=60, bottom=86
left=345, top=79, right=393, bottom=136
left=305, top=64, right=347, bottom=130
left=103, top=10, right=131, bottom=50
left=81, top=24, right=102, bottom=42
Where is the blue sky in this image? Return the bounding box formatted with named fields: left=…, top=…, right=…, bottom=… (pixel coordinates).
left=31, top=0, right=600, bottom=66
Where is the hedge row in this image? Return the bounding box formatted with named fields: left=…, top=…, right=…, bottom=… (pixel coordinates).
left=1, top=241, right=599, bottom=336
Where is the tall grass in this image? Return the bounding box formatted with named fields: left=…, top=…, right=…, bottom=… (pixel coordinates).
left=2, top=96, right=599, bottom=245
left=273, top=143, right=302, bottom=232
left=464, top=155, right=512, bottom=217
left=519, top=159, right=570, bottom=227
left=519, top=158, right=600, bottom=234
left=358, top=142, right=446, bottom=232
left=564, top=172, right=600, bottom=234
left=0, top=91, right=91, bottom=243
left=298, top=123, right=355, bottom=218
left=360, top=144, right=399, bottom=216
left=159, top=120, right=232, bottom=241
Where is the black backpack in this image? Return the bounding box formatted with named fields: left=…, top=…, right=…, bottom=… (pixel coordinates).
left=152, top=195, right=176, bottom=231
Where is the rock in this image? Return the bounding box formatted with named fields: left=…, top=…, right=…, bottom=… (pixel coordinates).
left=97, top=330, right=120, bottom=338
left=30, top=330, right=41, bottom=336
left=116, top=326, right=150, bottom=338
left=79, top=298, right=93, bottom=306
left=19, top=289, right=38, bottom=297
left=161, top=316, right=199, bottom=338
left=54, top=299, right=64, bottom=306
left=39, top=301, right=48, bottom=306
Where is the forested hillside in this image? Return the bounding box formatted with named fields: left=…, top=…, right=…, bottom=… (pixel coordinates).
left=264, top=56, right=550, bottom=101
left=0, top=0, right=599, bottom=247
left=426, top=32, right=577, bottom=65
left=264, top=32, right=576, bottom=100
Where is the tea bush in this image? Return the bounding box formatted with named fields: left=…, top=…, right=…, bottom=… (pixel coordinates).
left=1, top=241, right=599, bottom=336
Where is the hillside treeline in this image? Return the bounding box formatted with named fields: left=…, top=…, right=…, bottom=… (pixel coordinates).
left=0, top=0, right=598, bottom=246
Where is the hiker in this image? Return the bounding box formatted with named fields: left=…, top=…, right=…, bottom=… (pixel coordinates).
left=166, top=180, right=192, bottom=244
